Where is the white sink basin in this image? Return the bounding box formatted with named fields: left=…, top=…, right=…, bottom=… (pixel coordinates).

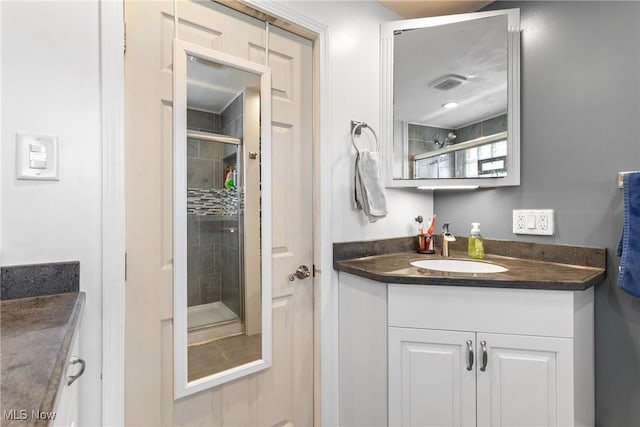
left=411, top=259, right=508, bottom=274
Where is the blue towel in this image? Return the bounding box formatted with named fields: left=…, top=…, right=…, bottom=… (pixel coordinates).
left=617, top=172, right=640, bottom=297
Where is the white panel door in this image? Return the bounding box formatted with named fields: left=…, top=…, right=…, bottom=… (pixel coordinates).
left=251, top=23, right=314, bottom=427
left=125, top=1, right=313, bottom=425
left=389, top=327, right=477, bottom=427
left=476, top=333, right=573, bottom=427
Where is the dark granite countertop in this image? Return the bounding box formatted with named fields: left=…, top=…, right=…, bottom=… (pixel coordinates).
left=1, top=292, right=85, bottom=426
left=334, top=237, right=606, bottom=291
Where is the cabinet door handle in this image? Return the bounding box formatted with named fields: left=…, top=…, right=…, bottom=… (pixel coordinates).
left=466, top=340, right=474, bottom=371
left=480, top=341, right=488, bottom=372
left=67, top=356, right=85, bottom=386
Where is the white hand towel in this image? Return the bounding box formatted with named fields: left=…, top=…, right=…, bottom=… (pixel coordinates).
left=354, top=150, right=387, bottom=223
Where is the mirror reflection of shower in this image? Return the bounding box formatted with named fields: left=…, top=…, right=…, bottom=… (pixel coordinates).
left=186, top=103, right=245, bottom=343
left=174, top=43, right=269, bottom=390
left=184, top=53, right=263, bottom=382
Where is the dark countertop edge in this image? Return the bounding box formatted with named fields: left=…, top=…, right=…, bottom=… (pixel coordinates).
left=39, top=292, right=85, bottom=425
left=333, top=234, right=608, bottom=291
left=333, top=236, right=607, bottom=270
left=335, top=262, right=604, bottom=291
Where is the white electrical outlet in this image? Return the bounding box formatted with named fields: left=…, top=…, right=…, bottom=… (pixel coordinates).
left=515, top=211, right=526, bottom=231
left=512, top=209, right=554, bottom=235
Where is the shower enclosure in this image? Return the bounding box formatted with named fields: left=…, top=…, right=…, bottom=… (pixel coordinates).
left=186, top=103, right=245, bottom=343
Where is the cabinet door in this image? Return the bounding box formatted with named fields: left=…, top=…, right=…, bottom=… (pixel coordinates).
left=53, top=331, right=81, bottom=427
left=389, top=327, right=476, bottom=427
left=476, top=333, right=573, bottom=427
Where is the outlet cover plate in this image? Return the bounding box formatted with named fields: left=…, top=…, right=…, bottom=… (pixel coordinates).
left=512, top=209, right=554, bottom=235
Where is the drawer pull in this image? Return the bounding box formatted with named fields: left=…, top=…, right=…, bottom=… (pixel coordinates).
left=466, top=340, right=474, bottom=371
left=67, top=357, right=85, bottom=386
left=480, top=341, right=488, bottom=372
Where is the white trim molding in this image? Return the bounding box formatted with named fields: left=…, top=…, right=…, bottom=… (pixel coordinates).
left=100, top=0, right=125, bottom=425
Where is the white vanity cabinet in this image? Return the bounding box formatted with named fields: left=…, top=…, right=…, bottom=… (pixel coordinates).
left=389, top=328, right=574, bottom=426
left=337, top=273, right=594, bottom=427
left=387, top=284, right=594, bottom=427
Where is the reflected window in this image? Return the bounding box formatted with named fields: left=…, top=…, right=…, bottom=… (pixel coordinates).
left=463, top=139, right=507, bottom=178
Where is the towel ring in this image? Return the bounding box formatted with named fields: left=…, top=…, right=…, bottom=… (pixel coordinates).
left=351, top=121, right=380, bottom=154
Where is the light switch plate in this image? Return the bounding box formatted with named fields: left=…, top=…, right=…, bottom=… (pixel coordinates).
left=512, top=209, right=554, bottom=235
left=16, top=132, right=59, bottom=181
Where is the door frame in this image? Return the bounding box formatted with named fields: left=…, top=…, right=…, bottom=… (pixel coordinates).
left=101, top=1, right=337, bottom=426
left=100, top=1, right=125, bottom=426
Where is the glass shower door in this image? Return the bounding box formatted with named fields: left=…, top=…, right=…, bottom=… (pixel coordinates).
left=186, top=131, right=244, bottom=335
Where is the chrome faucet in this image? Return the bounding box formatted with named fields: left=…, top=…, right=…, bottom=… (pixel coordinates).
left=441, top=222, right=457, bottom=257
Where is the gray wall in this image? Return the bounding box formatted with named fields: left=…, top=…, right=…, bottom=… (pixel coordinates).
left=434, top=2, right=640, bottom=425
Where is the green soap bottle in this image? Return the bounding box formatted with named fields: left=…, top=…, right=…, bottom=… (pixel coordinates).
left=468, top=222, right=484, bottom=259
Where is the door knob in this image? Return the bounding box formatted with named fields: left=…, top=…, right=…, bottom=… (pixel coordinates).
left=289, top=265, right=311, bottom=281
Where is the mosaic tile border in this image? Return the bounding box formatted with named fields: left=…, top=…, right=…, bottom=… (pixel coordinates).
left=187, top=187, right=244, bottom=216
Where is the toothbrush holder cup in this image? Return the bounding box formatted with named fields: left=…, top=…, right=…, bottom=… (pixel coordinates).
left=417, top=234, right=435, bottom=254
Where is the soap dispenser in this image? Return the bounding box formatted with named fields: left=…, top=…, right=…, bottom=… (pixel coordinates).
left=468, top=222, right=484, bottom=259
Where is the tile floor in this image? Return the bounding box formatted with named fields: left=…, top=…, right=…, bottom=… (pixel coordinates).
left=188, top=333, right=262, bottom=381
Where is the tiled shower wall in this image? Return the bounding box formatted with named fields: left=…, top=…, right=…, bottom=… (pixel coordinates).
left=407, top=124, right=454, bottom=178
left=455, top=114, right=507, bottom=143
left=186, top=96, right=243, bottom=317
left=187, top=108, right=223, bottom=308
left=408, top=113, right=507, bottom=153
left=407, top=123, right=454, bottom=159
left=222, top=94, right=243, bottom=140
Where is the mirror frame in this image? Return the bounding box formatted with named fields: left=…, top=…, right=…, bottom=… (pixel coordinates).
left=381, top=9, right=521, bottom=188
left=173, top=39, right=272, bottom=398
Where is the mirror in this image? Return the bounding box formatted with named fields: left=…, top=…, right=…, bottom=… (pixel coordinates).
left=173, top=40, right=272, bottom=398
left=381, top=9, right=520, bottom=188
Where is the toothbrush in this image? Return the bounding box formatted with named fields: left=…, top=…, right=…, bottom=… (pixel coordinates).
left=425, top=215, right=436, bottom=250
left=426, top=215, right=437, bottom=235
